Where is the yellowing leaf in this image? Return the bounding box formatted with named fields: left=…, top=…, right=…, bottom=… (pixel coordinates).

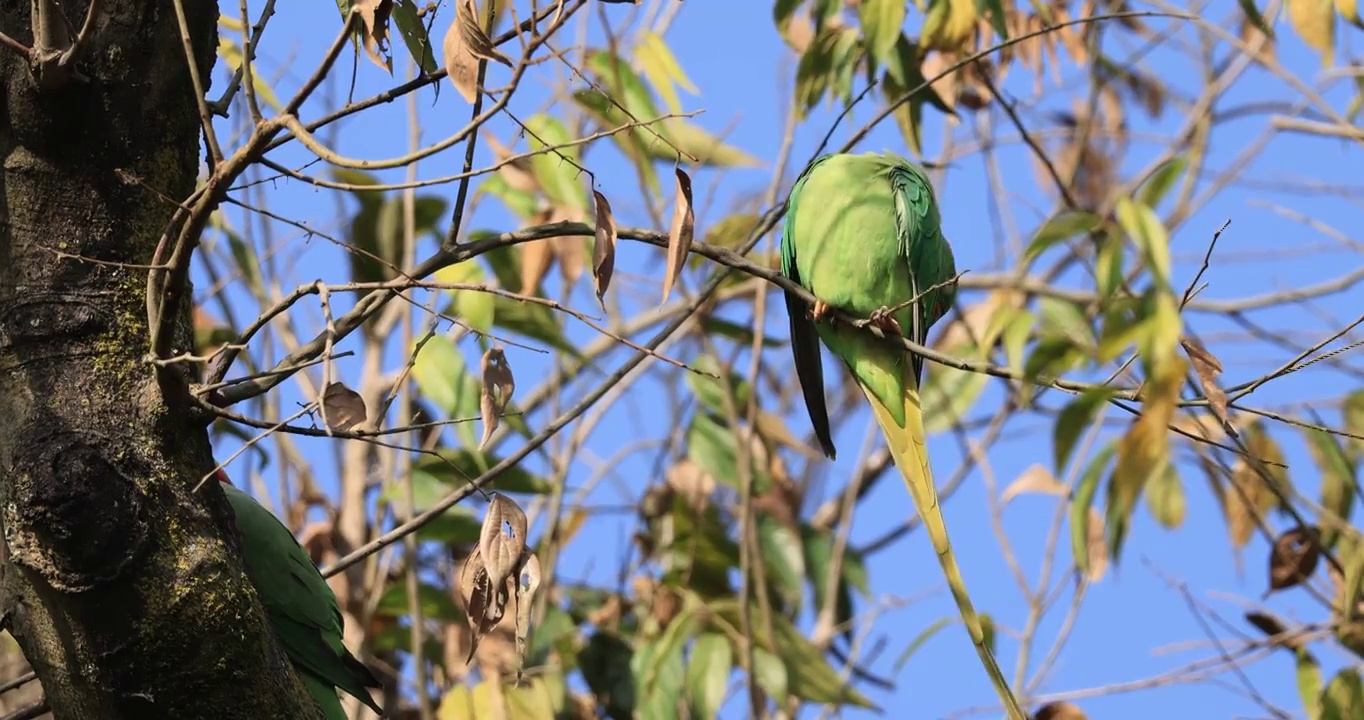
left=1288, top=0, right=1336, bottom=65
left=636, top=30, right=699, bottom=114
left=661, top=166, right=695, bottom=304
left=1108, top=354, right=1186, bottom=560
left=1115, top=197, right=1171, bottom=287
left=920, top=0, right=978, bottom=52
left=1001, top=464, right=1067, bottom=505
left=859, top=0, right=908, bottom=68
left=1340, top=0, right=1364, bottom=28
left=1144, top=463, right=1186, bottom=529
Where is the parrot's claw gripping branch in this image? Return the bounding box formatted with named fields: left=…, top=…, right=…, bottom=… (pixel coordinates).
left=861, top=306, right=903, bottom=336
left=809, top=299, right=832, bottom=322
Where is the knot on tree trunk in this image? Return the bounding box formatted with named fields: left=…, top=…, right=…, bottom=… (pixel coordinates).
left=5, top=427, right=147, bottom=592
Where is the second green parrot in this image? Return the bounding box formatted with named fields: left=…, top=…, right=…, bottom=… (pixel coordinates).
left=780, top=152, right=1026, bottom=719
left=215, top=470, right=385, bottom=719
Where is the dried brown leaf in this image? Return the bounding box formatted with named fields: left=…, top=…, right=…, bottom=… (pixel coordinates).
left=520, top=231, right=554, bottom=296
left=591, top=189, right=618, bottom=307
left=665, top=458, right=715, bottom=511
left=554, top=235, right=584, bottom=285
left=442, top=4, right=478, bottom=102
left=1181, top=335, right=1228, bottom=422
left=1245, top=610, right=1306, bottom=651
left=321, top=381, right=367, bottom=431
left=513, top=549, right=541, bottom=683
left=1266, top=525, right=1321, bottom=596
left=1000, top=463, right=1067, bottom=505
left=921, top=51, right=960, bottom=110
left=479, top=346, right=515, bottom=450
left=661, top=166, right=695, bottom=304
left=457, top=548, right=509, bottom=663
left=456, top=0, right=514, bottom=68
left=1085, top=506, right=1108, bottom=582
left=1241, top=16, right=1277, bottom=65
left=480, top=493, right=529, bottom=592
left=355, top=0, right=394, bottom=73
left=1033, top=702, right=1088, bottom=720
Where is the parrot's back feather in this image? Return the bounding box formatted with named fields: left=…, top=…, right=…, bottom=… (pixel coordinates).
left=222, top=483, right=385, bottom=717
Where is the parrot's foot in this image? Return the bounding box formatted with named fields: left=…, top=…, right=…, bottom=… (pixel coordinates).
left=809, top=299, right=831, bottom=322
left=868, top=306, right=903, bottom=335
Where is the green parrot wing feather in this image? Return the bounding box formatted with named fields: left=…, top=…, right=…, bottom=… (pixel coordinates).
left=781, top=154, right=838, bottom=458
left=221, top=482, right=385, bottom=718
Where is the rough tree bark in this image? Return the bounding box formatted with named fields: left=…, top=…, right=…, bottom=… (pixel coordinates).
left=0, top=1, right=323, bottom=717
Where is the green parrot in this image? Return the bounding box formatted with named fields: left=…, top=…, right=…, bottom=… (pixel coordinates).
left=780, top=152, right=1026, bottom=720
left=215, top=470, right=385, bottom=719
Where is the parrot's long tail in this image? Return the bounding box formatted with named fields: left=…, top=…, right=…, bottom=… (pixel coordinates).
left=860, top=378, right=1029, bottom=720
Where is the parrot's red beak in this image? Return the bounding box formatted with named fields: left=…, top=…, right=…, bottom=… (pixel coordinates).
left=214, top=468, right=233, bottom=486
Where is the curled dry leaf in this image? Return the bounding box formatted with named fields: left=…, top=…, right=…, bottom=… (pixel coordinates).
left=456, top=0, right=513, bottom=68
left=513, top=549, right=542, bottom=683
left=479, top=346, right=516, bottom=450
left=480, top=493, right=529, bottom=593
left=591, top=189, right=618, bottom=307
left=1000, top=463, right=1066, bottom=506
left=442, top=5, right=478, bottom=102
left=1266, top=525, right=1322, bottom=596
left=321, top=381, right=367, bottom=431
left=1245, top=610, right=1306, bottom=652
left=1181, top=335, right=1228, bottom=423
left=355, top=0, right=395, bottom=73
left=661, top=166, right=695, bottom=304
left=457, top=547, right=509, bottom=663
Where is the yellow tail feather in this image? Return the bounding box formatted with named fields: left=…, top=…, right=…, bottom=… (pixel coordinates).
left=859, top=376, right=1028, bottom=720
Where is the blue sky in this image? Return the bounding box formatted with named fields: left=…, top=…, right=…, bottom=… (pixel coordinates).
left=204, top=1, right=1364, bottom=718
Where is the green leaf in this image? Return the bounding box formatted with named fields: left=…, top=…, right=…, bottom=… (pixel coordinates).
left=759, top=515, right=806, bottom=612
left=410, top=335, right=485, bottom=448
left=975, top=0, right=1009, bottom=40
left=578, top=632, right=636, bottom=720
left=663, top=502, right=740, bottom=597
left=376, top=580, right=464, bottom=621
left=1296, top=648, right=1323, bottom=720
left=686, top=634, right=732, bottom=720
left=381, top=467, right=485, bottom=542
left=751, top=646, right=789, bottom=702
left=800, top=525, right=865, bottom=645
left=635, top=605, right=698, bottom=700
left=491, top=296, right=578, bottom=356
left=1144, top=463, right=1186, bottom=529
left=1322, top=668, right=1364, bottom=720
left=1024, top=212, right=1100, bottom=261
left=1344, top=390, right=1364, bottom=462
left=525, top=114, right=587, bottom=212
left=1137, top=157, right=1188, bottom=209
left=795, top=28, right=841, bottom=117
left=1038, top=297, right=1096, bottom=352
left=569, top=89, right=660, bottom=193
left=710, top=600, right=878, bottom=709
left=1303, top=426, right=1356, bottom=549
left=701, top=316, right=782, bottom=347
left=883, top=71, right=926, bottom=156
left=391, top=0, right=438, bottom=75
left=587, top=49, right=663, bottom=122
left=434, top=260, right=494, bottom=335
left=921, top=341, right=989, bottom=433
left=414, top=448, right=554, bottom=494
left=220, top=219, right=265, bottom=294
left=1053, top=388, right=1113, bottom=474
left=1071, top=443, right=1115, bottom=578
left=1115, top=196, right=1171, bottom=287
left=481, top=174, right=539, bottom=218
left=892, top=616, right=953, bottom=672
left=859, top=0, right=907, bottom=70
left=686, top=412, right=771, bottom=494
left=685, top=356, right=754, bottom=414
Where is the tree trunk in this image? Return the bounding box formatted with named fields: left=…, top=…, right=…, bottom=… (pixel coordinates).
left=0, top=1, right=321, bottom=717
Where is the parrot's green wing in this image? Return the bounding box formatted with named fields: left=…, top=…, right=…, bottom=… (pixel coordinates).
left=781, top=154, right=838, bottom=459
left=222, top=482, right=385, bottom=719
left=781, top=152, right=1026, bottom=720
